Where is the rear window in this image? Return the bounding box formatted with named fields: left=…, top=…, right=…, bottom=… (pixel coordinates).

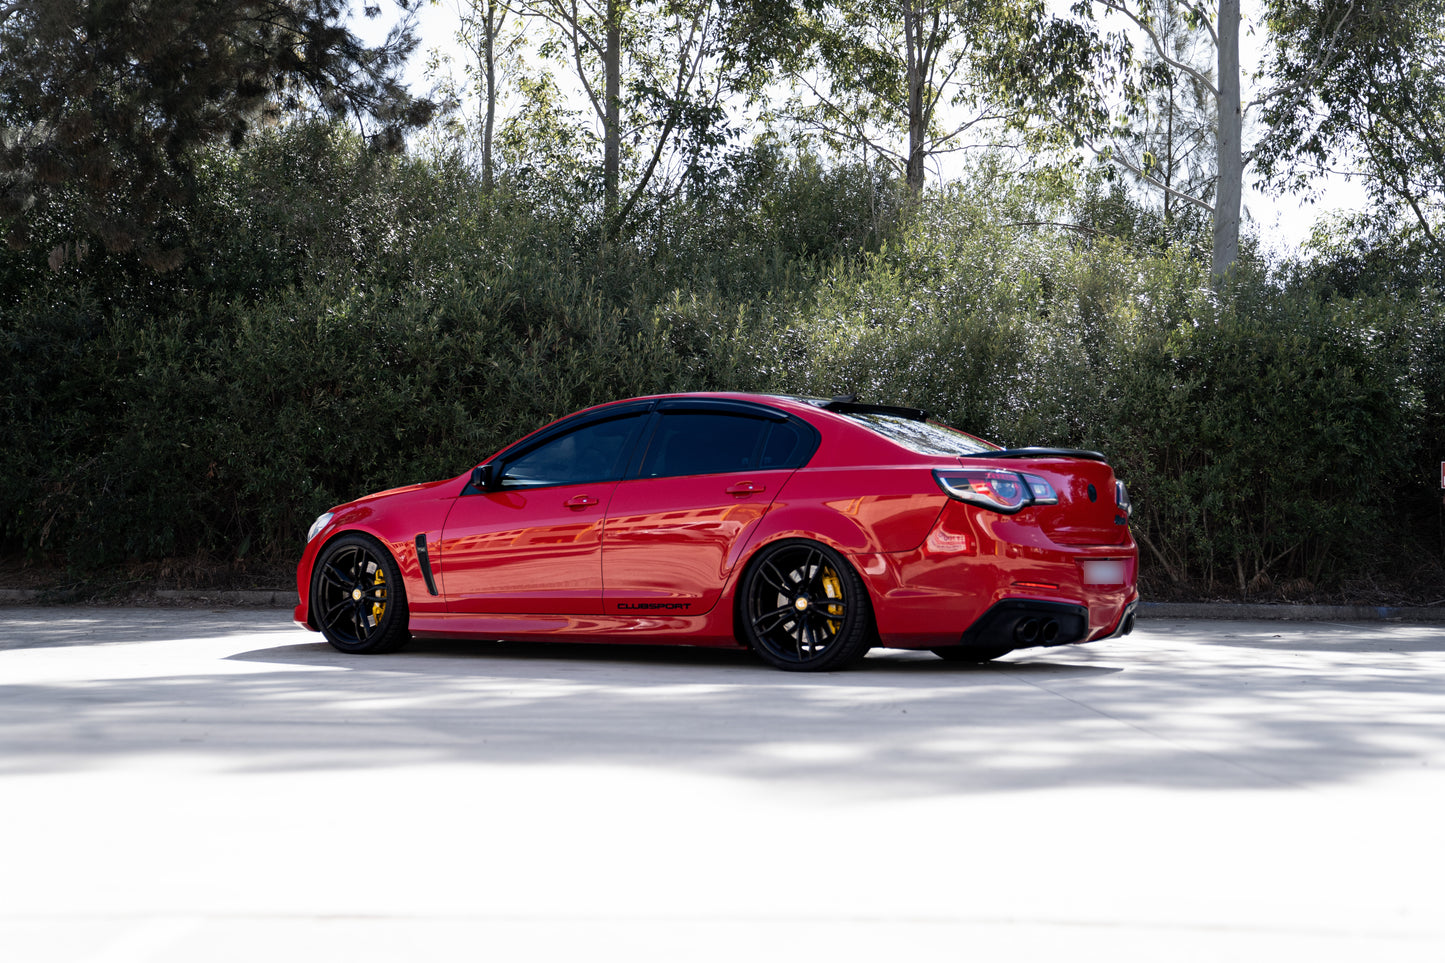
left=843, top=412, right=1000, bottom=456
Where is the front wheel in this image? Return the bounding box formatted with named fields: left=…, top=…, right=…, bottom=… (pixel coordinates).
left=739, top=540, right=874, bottom=671
left=311, top=534, right=410, bottom=654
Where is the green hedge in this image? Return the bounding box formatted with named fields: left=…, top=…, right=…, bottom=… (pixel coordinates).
left=763, top=179, right=1441, bottom=596
left=1, top=123, right=1440, bottom=599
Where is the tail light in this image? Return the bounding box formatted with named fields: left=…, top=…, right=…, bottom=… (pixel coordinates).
left=1022, top=473, right=1058, bottom=504
left=934, top=469, right=1052, bottom=514
left=1116, top=480, right=1132, bottom=517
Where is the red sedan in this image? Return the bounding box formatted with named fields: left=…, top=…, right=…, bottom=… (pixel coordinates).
left=295, top=393, right=1138, bottom=670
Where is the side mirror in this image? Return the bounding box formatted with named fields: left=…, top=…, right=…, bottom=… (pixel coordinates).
left=469, top=464, right=497, bottom=493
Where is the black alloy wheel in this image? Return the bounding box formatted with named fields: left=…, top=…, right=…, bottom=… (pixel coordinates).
left=740, top=539, right=874, bottom=671
left=312, top=534, right=410, bottom=654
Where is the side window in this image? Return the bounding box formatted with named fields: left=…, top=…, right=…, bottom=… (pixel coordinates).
left=500, top=414, right=645, bottom=488
left=639, top=412, right=774, bottom=479
left=760, top=421, right=808, bottom=469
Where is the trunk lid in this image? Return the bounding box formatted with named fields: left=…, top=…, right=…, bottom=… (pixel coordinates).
left=959, top=453, right=1130, bottom=546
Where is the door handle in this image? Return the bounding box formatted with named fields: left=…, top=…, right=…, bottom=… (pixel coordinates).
left=726, top=481, right=764, bottom=496
left=564, top=494, right=600, bottom=509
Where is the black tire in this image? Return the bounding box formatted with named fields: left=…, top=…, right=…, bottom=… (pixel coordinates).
left=931, top=645, right=1015, bottom=663
left=739, top=539, right=874, bottom=671
left=311, top=534, right=410, bottom=654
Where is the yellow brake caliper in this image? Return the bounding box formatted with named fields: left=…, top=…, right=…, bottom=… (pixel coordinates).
left=370, top=568, right=387, bottom=624
left=820, top=566, right=844, bottom=634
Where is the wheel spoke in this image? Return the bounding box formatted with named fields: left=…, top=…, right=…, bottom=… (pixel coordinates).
left=321, top=599, right=350, bottom=631
left=809, top=609, right=834, bottom=644
left=803, top=550, right=824, bottom=592
left=753, top=605, right=794, bottom=634
left=759, top=560, right=795, bottom=597
left=320, top=563, right=350, bottom=589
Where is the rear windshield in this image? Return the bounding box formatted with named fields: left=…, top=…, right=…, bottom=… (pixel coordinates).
left=843, top=412, right=1000, bottom=456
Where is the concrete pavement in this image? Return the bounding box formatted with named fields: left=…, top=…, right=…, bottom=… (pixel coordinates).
left=1, top=608, right=1443, bottom=961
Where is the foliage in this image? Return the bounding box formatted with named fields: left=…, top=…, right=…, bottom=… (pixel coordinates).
left=0, top=121, right=883, bottom=566
left=0, top=0, right=435, bottom=268
left=511, top=0, right=753, bottom=236
left=1256, top=0, right=1445, bottom=257
left=0, top=120, right=1440, bottom=603
left=757, top=175, right=1440, bottom=596
left=975, top=0, right=1246, bottom=279
left=777, top=0, right=1008, bottom=192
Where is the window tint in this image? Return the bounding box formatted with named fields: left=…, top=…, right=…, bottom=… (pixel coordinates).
left=843, top=412, right=999, bottom=456
left=500, top=414, right=645, bottom=488
left=640, top=412, right=774, bottom=478
left=760, top=420, right=808, bottom=468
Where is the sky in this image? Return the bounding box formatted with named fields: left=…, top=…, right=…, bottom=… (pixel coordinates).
left=358, top=0, right=1373, bottom=257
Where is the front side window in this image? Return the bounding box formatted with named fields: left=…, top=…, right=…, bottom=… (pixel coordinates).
left=500, top=414, right=645, bottom=488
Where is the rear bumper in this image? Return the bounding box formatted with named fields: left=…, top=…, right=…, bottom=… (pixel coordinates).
left=850, top=508, right=1139, bottom=650
left=1104, top=599, right=1139, bottom=639
left=960, top=599, right=1090, bottom=649
left=954, top=595, right=1136, bottom=652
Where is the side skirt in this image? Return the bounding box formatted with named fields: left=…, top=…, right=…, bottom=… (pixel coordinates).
left=408, top=611, right=745, bottom=647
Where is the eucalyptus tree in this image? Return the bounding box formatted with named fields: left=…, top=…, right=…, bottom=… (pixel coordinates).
left=1111, top=0, right=1218, bottom=226
left=980, top=0, right=1247, bottom=279
left=781, top=0, right=1012, bottom=196
left=0, top=0, right=435, bottom=270
left=1256, top=0, right=1445, bottom=256
left=428, top=0, right=528, bottom=190
left=512, top=0, right=759, bottom=238
left=985, top=0, right=1445, bottom=282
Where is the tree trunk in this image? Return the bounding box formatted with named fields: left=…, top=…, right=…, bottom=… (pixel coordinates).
left=1213, top=0, right=1242, bottom=282
left=904, top=3, right=926, bottom=194
left=482, top=2, right=497, bottom=192
left=604, top=0, right=621, bottom=228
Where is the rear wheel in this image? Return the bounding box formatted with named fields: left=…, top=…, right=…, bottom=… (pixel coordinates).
left=740, top=540, right=873, bottom=671
left=311, top=534, right=410, bottom=654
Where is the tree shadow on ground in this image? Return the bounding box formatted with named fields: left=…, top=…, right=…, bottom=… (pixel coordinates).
left=4, top=621, right=1444, bottom=797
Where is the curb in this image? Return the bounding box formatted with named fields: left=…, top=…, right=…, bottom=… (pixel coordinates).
left=1138, top=601, right=1445, bottom=622
left=154, top=589, right=299, bottom=607
left=0, top=588, right=298, bottom=607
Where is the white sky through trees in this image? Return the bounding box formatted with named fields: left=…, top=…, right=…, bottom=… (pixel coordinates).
left=357, top=0, right=1372, bottom=254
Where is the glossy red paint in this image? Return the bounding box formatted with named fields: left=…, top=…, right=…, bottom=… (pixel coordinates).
left=295, top=392, right=1140, bottom=664
left=602, top=471, right=789, bottom=616
left=439, top=481, right=613, bottom=614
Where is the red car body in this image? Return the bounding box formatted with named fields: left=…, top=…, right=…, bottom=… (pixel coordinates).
left=295, top=393, right=1138, bottom=668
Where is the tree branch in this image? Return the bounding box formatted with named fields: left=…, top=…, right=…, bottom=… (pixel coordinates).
left=1096, top=0, right=1218, bottom=97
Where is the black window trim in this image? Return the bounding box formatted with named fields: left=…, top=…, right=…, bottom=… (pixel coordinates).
left=464, top=400, right=656, bottom=494
left=465, top=397, right=822, bottom=494
left=627, top=401, right=820, bottom=481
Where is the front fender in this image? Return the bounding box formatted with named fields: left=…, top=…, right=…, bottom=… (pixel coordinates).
left=295, top=478, right=462, bottom=628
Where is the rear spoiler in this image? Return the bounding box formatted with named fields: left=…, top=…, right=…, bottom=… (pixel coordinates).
left=970, top=447, right=1108, bottom=462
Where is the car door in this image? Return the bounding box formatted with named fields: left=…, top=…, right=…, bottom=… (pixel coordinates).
left=601, top=403, right=817, bottom=617
left=439, top=410, right=648, bottom=614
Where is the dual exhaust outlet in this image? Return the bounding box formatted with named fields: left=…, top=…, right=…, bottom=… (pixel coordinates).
left=1014, top=617, right=1061, bottom=646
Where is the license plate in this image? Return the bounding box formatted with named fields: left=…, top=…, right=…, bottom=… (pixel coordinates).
left=1081, top=559, right=1127, bottom=585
